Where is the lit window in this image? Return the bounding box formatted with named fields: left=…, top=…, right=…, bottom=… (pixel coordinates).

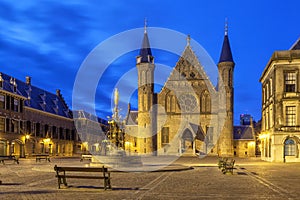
left=284, top=72, right=296, bottom=92
left=284, top=139, right=296, bottom=156
left=286, top=106, right=296, bottom=126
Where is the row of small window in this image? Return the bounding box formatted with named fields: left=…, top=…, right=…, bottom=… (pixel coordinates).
left=261, top=138, right=297, bottom=157
left=263, top=71, right=298, bottom=103
left=0, top=94, right=23, bottom=112
left=263, top=105, right=297, bottom=130
left=0, top=118, right=76, bottom=140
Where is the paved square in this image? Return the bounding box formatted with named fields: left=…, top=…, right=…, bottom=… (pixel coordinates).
left=0, top=156, right=299, bottom=199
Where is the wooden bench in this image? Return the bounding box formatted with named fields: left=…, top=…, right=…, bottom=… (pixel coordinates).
left=80, top=154, right=92, bottom=162
left=221, top=159, right=235, bottom=174
left=35, top=154, right=51, bottom=162
left=218, top=157, right=228, bottom=169
left=0, top=155, right=19, bottom=164
left=54, top=165, right=111, bottom=190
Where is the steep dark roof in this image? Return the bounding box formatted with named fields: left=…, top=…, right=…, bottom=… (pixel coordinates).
left=0, top=72, right=72, bottom=118
left=126, top=110, right=138, bottom=125
left=139, top=31, right=152, bottom=63
left=290, top=37, right=300, bottom=50
left=219, top=34, right=234, bottom=63
left=73, top=110, right=108, bottom=125
left=189, top=123, right=205, bottom=141
left=233, top=125, right=254, bottom=140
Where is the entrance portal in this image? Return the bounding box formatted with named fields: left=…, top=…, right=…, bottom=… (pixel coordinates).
left=181, top=129, right=195, bottom=155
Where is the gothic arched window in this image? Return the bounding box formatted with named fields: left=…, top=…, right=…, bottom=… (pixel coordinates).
left=201, top=91, right=211, bottom=113
left=166, top=96, right=171, bottom=112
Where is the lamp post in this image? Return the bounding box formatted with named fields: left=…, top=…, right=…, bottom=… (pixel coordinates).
left=24, top=134, right=31, bottom=158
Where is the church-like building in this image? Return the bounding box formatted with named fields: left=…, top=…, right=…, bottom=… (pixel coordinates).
left=125, top=25, right=235, bottom=157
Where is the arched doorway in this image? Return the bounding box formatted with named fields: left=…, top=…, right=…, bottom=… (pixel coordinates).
left=0, top=139, right=7, bottom=156
left=11, top=139, right=25, bottom=158
left=181, top=129, right=195, bottom=155
left=284, top=138, right=296, bottom=156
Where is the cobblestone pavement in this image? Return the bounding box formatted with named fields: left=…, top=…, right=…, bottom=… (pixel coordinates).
left=0, top=156, right=299, bottom=199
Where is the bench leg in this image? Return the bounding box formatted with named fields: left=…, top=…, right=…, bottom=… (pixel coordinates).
left=107, top=178, right=112, bottom=189
left=57, top=178, right=61, bottom=189
left=103, top=178, right=111, bottom=190
left=63, top=177, right=67, bottom=186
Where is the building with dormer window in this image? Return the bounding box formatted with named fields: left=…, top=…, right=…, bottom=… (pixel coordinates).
left=0, top=73, right=80, bottom=157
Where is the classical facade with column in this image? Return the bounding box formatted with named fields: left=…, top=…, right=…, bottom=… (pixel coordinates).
left=260, top=38, right=300, bottom=162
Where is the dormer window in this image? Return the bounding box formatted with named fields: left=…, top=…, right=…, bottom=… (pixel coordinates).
left=40, top=92, right=46, bottom=101
left=13, top=79, right=17, bottom=93
left=10, top=77, right=13, bottom=85
left=53, top=98, right=59, bottom=114
left=10, top=77, right=17, bottom=93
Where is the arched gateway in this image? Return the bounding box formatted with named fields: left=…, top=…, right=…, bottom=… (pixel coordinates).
left=180, top=129, right=195, bottom=155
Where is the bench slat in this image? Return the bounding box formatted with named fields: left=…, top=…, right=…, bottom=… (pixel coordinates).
left=56, top=175, right=108, bottom=179
left=55, top=167, right=108, bottom=172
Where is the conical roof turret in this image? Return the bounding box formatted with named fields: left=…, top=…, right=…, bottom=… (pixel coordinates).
left=219, top=21, right=234, bottom=63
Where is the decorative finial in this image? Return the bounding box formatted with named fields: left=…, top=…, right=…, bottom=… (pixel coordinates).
left=225, top=17, right=228, bottom=36
left=144, top=18, right=147, bottom=33
left=187, top=34, right=191, bottom=46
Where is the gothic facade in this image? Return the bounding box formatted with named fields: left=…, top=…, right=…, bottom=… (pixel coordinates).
left=126, top=26, right=235, bottom=157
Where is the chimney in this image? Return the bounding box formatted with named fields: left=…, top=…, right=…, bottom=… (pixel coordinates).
left=26, top=76, right=31, bottom=85
left=56, top=89, right=61, bottom=96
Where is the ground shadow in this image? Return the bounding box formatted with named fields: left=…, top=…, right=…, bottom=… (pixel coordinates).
left=67, top=185, right=141, bottom=191
left=0, top=182, right=23, bottom=186
left=0, top=190, right=55, bottom=195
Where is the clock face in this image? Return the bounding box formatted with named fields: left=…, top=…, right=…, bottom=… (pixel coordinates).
left=178, top=94, right=198, bottom=113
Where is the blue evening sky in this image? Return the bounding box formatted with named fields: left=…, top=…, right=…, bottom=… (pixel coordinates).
left=0, top=0, right=299, bottom=125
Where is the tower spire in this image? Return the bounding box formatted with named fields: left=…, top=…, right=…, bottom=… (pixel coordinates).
left=144, top=18, right=147, bottom=33
left=137, top=19, right=153, bottom=64
left=225, top=17, right=228, bottom=36
left=219, top=18, right=234, bottom=63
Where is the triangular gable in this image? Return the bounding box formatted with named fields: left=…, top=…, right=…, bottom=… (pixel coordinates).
left=160, top=45, right=216, bottom=94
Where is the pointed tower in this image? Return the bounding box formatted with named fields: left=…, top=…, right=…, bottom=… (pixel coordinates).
left=218, top=20, right=234, bottom=156
left=136, top=21, right=155, bottom=154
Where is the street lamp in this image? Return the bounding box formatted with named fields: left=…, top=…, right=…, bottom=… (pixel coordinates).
left=25, top=134, right=30, bottom=141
